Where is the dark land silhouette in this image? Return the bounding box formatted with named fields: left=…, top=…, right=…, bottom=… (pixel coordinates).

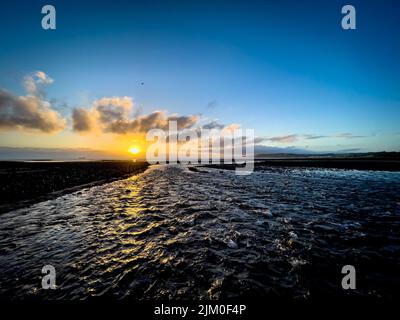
left=0, top=161, right=149, bottom=213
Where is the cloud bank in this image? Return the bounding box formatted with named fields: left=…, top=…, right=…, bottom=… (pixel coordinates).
left=260, top=133, right=366, bottom=143
left=0, top=70, right=368, bottom=155
left=0, top=71, right=65, bottom=133
left=72, top=97, right=199, bottom=134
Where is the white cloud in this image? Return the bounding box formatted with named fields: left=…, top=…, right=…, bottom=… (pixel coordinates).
left=0, top=89, right=66, bottom=133
left=72, top=97, right=199, bottom=134
left=35, top=71, right=54, bottom=84
left=0, top=72, right=65, bottom=133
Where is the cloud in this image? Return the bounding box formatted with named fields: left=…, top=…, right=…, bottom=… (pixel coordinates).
left=255, top=145, right=315, bottom=155
left=72, top=108, right=92, bottom=132
left=93, top=96, right=134, bottom=132
left=253, top=137, right=268, bottom=144
left=205, top=100, right=218, bottom=109
left=23, top=71, right=54, bottom=96
left=0, top=71, right=65, bottom=133
left=0, top=146, right=128, bottom=160
left=266, top=134, right=299, bottom=143
left=72, top=97, right=199, bottom=134
left=222, top=123, right=241, bottom=133
left=303, top=134, right=328, bottom=140
left=167, top=114, right=199, bottom=131
left=335, top=133, right=365, bottom=139
left=35, top=71, right=54, bottom=84
left=23, top=75, right=38, bottom=95
left=106, top=111, right=199, bottom=134
left=265, top=134, right=328, bottom=143
left=262, top=133, right=366, bottom=144
left=94, top=96, right=133, bottom=124
left=201, top=121, right=225, bottom=130
left=0, top=74, right=66, bottom=133
left=336, top=148, right=362, bottom=153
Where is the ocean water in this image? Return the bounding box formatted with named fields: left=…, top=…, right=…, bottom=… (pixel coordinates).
left=0, top=164, right=399, bottom=300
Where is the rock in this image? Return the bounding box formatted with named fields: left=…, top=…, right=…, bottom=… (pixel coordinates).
left=264, top=209, right=273, bottom=217
left=227, top=239, right=238, bottom=249
left=289, top=231, right=298, bottom=239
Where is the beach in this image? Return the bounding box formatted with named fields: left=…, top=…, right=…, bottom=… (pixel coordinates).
left=0, top=161, right=149, bottom=214
left=0, top=164, right=399, bottom=300
left=203, top=158, right=400, bottom=172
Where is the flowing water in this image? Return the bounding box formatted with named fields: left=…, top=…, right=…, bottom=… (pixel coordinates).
left=0, top=164, right=399, bottom=300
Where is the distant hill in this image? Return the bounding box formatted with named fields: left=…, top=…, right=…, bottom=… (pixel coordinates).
left=0, top=147, right=129, bottom=161
left=255, top=151, right=400, bottom=160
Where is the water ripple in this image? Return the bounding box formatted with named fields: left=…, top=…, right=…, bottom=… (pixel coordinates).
left=0, top=165, right=399, bottom=300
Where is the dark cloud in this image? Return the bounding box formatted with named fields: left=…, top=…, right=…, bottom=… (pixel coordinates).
left=201, top=121, right=225, bottom=130
left=205, top=100, right=218, bottom=109
left=303, top=134, right=328, bottom=140
left=94, top=97, right=132, bottom=126
left=336, top=148, right=362, bottom=153
left=116, top=112, right=199, bottom=133
left=72, top=108, right=92, bottom=132
left=252, top=137, right=268, bottom=144
left=0, top=89, right=66, bottom=133
left=265, top=134, right=328, bottom=143
left=72, top=97, right=199, bottom=134
left=0, top=146, right=127, bottom=160
left=167, top=115, right=199, bottom=131
left=266, top=134, right=299, bottom=143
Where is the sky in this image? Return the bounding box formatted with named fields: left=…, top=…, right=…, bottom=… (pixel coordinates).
left=0, top=0, right=399, bottom=159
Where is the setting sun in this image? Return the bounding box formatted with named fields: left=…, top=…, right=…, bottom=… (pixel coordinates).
left=128, top=146, right=141, bottom=155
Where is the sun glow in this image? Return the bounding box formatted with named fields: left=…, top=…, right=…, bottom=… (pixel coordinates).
left=128, top=146, right=141, bottom=155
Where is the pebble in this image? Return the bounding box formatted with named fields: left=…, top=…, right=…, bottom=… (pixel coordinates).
left=227, top=239, right=238, bottom=249
left=264, top=209, right=273, bottom=218
left=289, top=231, right=298, bottom=239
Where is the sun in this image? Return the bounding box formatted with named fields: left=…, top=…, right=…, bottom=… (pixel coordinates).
left=128, top=146, right=141, bottom=155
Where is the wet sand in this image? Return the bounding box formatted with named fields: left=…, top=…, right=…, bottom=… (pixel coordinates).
left=0, top=161, right=149, bottom=214
left=2, top=158, right=398, bottom=214
left=0, top=165, right=399, bottom=300
left=202, top=158, right=400, bottom=172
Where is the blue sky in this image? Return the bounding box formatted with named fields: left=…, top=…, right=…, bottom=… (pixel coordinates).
left=0, top=0, right=399, bottom=154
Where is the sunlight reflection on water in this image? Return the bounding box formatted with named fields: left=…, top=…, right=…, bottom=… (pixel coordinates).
left=0, top=165, right=399, bottom=300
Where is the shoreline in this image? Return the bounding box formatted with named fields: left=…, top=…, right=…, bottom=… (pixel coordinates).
left=201, top=158, right=400, bottom=172
left=0, top=161, right=149, bottom=214
left=1, top=158, right=399, bottom=214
